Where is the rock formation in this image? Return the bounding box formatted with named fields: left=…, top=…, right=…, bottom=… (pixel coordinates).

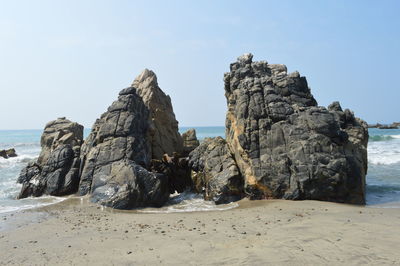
left=17, top=118, right=83, bottom=198
left=222, top=53, right=368, bottom=204
left=6, top=148, right=17, bottom=158
left=368, top=122, right=399, bottom=129
left=182, top=128, right=200, bottom=155
left=78, top=70, right=185, bottom=209
left=78, top=86, right=170, bottom=208
left=0, top=148, right=17, bottom=159
left=133, top=69, right=183, bottom=159
left=189, top=137, right=243, bottom=204
left=16, top=55, right=369, bottom=208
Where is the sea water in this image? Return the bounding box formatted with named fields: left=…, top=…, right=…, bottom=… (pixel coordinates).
left=0, top=127, right=399, bottom=213
left=366, top=128, right=400, bottom=207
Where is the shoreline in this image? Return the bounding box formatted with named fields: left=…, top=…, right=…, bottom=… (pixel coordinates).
left=1, top=194, right=400, bottom=232
left=1, top=198, right=399, bottom=265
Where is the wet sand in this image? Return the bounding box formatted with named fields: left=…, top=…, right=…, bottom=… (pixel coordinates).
left=1, top=198, right=400, bottom=265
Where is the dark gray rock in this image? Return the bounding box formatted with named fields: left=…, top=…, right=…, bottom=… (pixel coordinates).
left=224, top=54, right=368, bottom=204
left=17, top=118, right=83, bottom=198
left=392, top=122, right=400, bottom=128
left=189, top=137, right=243, bottom=204
left=378, top=124, right=398, bottom=129
left=367, top=122, right=399, bottom=129
left=90, top=159, right=169, bottom=209
left=367, top=123, right=381, bottom=128
left=0, top=150, right=7, bottom=159
left=6, top=148, right=17, bottom=158
left=79, top=72, right=178, bottom=209
left=182, top=128, right=200, bottom=155
left=0, top=148, right=18, bottom=159
left=78, top=86, right=151, bottom=197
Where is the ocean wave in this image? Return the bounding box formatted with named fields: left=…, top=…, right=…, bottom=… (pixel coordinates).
left=13, top=142, right=40, bottom=148
left=139, top=191, right=239, bottom=213
left=370, top=135, right=394, bottom=142
left=0, top=196, right=66, bottom=214
left=367, top=184, right=400, bottom=194
left=368, top=137, right=400, bottom=165
left=368, top=154, right=400, bottom=165
left=369, top=134, right=400, bottom=142
left=0, top=180, right=21, bottom=199
left=0, top=142, right=40, bottom=149
left=0, top=154, right=37, bottom=169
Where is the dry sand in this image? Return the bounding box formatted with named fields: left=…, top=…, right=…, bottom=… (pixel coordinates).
left=1, top=197, right=400, bottom=265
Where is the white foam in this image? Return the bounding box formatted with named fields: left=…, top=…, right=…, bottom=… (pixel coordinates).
left=368, top=154, right=400, bottom=165
left=0, top=154, right=37, bottom=169
left=368, top=137, right=400, bottom=165
left=0, top=196, right=66, bottom=214
left=0, top=181, right=21, bottom=199
left=139, top=191, right=239, bottom=213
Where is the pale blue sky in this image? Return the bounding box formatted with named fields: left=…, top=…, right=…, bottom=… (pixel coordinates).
left=0, top=0, right=399, bottom=129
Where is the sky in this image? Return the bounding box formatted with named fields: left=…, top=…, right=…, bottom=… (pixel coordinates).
left=0, top=0, right=399, bottom=129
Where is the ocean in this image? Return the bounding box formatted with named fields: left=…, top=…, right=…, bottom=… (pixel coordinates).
left=0, top=127, right=399, bottom=214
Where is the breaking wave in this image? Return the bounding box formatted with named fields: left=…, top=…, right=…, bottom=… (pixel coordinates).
left=139, top=191, right=239, bottom=213
left=369, top=134, right=400, bottom=142
left=0, top=154, right=37, bottom=169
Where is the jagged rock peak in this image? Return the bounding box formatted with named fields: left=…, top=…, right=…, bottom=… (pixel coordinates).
left=132, top=68, right=158, bottom=89
left=77, top=70, right=187, bottom=209
left=237, top=53, right=253, bottom=64
left=133, top=69, right=183, bottom=159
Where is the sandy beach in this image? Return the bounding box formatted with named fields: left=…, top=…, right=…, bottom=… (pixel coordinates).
left=1, top=198, right=399, bottom=265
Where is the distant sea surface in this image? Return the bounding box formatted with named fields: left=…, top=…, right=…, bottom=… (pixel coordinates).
left=0, top=127, right=399, bottom=213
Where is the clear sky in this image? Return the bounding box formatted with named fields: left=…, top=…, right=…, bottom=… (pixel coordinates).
left=0, top=0, right=399, bottom=129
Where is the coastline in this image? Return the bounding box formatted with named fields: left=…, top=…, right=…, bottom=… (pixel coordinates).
left=1, top=198, right=399, bottom=265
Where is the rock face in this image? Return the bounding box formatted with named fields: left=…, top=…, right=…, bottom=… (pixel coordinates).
left=6, top=148, right=17, bottom=158
left=368, top=122, right=399, bottom=129
left=223, top=53, right=368, bottom=204
left=78, top=70, right=184, bottom=209
left=78, top=85, right=170, bottom=209
left=182, top=129, right=200, bottom=155
left=133, top=69, right=183, bottom=159
left=16, top=56, right=368, bottom=207
left=17, top=118, right=83, bottom=198
left=189, top=137, right=243, bottom=204
left=17, top=70, right=184, bottom=209
left=0, top=148, right=17, bottom=159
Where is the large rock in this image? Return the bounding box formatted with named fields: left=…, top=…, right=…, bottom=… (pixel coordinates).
left=5, top=148, right=17, bottom=158
left=182, top=128, right=200, bottom=155
left=0, top=148, right=18, bottom=159
left=17, top=118, right=83, bottom=198
left=89, top=159, right=170, bottom=209
left=78, top=75, right=176, bottom=209
left=0, top=150, right=7, bottom=159
left=133, top=69, right=183, bottom=159
left=223, top=53, right=368, bottom=204
left=189, top=137, right=243, bottom=204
